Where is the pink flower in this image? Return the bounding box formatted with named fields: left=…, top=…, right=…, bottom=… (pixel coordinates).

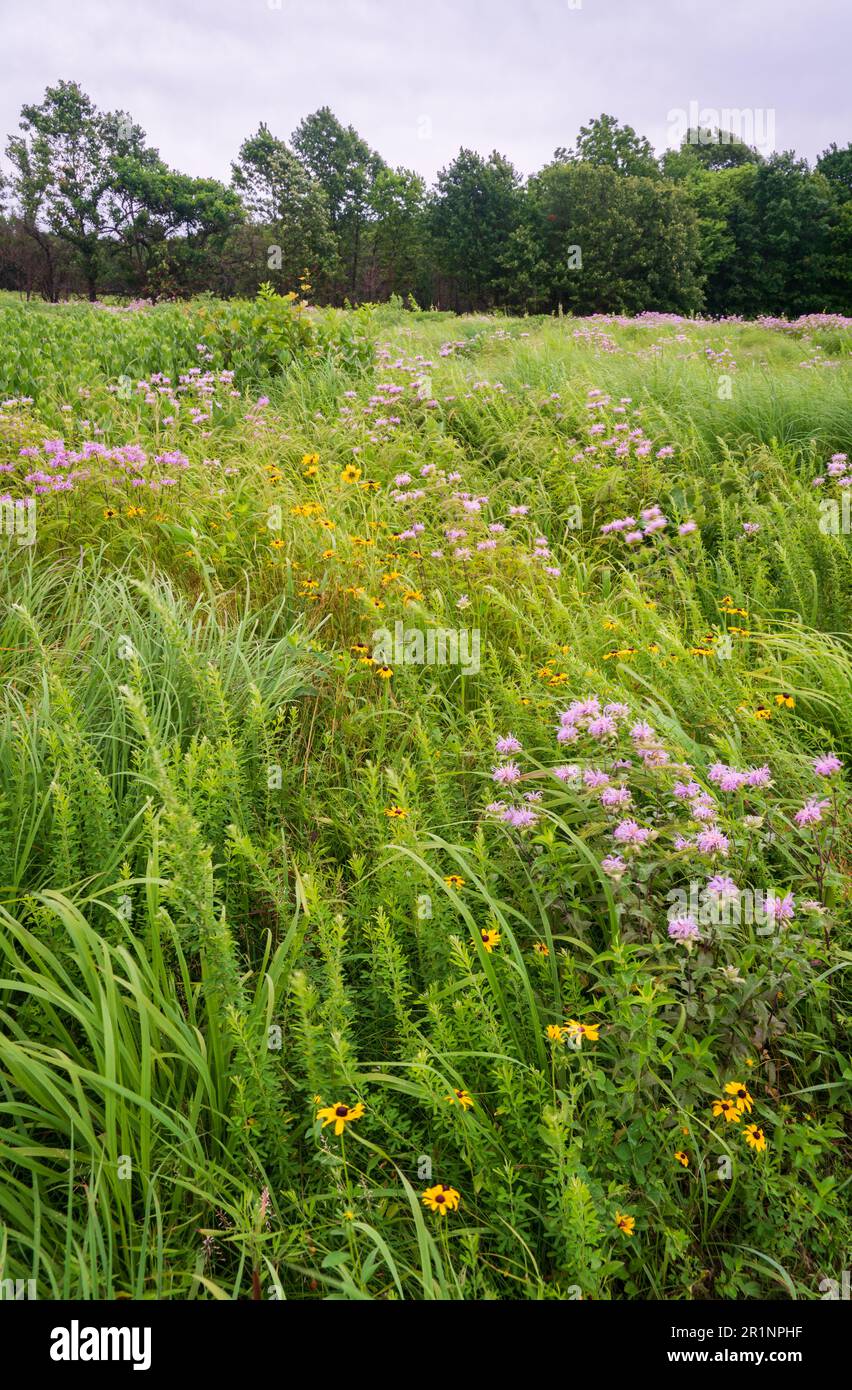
left=552, top=764, right=580, bottom=781
left=601, top=854, right=627, bottom=878
left=813, top=754, right=842, bottom=776
left=583, top=769, right=610, bottom=788
left=502, top=806, right=538, bottom=828
left=706, top=874, right=739, bottom=899
left=587, top=716, right=617, bottom=739
left=492, top=762, right=522, bottom=785
left=763, top=892, right=795, bottom=922
left=696, top=828, right=730, bottom=856
left=668, top=916, right=700, bottom=941
left=496, top=735, right=522, bottom=756
left=613, top=818, right=651, bottom=845
left=601, top=785, right=632, bottom=808
left=794, top=798, right=830, bottom=827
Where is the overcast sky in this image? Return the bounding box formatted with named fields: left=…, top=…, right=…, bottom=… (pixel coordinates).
left=1, top=0, right=848, bottom=184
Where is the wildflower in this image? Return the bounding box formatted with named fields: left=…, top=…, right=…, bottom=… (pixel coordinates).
left=668, top=916, right=700, bottom=942
left=564, top=1019, right=600, bottom=1045
left=674, top=1151, right=689, bottom=1168
left=375, top=664, right=394, bottom=680
left=351, top=642, right=371, bottom=656
left=103, top=507, right=118, bottom=519
left=492, top=762, right=522, bottom=785
left=763, top=892, right=795, bottom=922
left=480, top=927, right=501, bottom=953
left=317, top=1101, right=365, bottom=1136
left=724, top=1082, right=754, bottom=1114
left=711, top=1098, right=742, bottom=1123
left=602, top=854, right=627, bottom=879
left=422, top=1184, right=460, bottom=1215
left=533, top=942, right=549, bottom=956
left=447, top=1089, right=474, bottom=1110
left=813, top=754, right=842, bottom=776
left=340, top=464, right=362, bottom=484
left=743, top=1124, right=767, bottom=1152
left=696, top=828, right=730, bottom=856
left=794, top=798, right=830, bottom=827
left=546, top=1023, right=565, bottom=1042
left=754, top=706, right=771, bottom=720
left=271, top=538, right=285, bottom=550
left=615, top=1212, right=635, bottom=1236
left=707, top=875, right=739, bottom=899
left=444, top=875, right=465, bottom=889
left=384, top=806, right=408, bottom=819
left=775, top=693, right=795, bottom=708
left=495, top=734, right=522, bottom=755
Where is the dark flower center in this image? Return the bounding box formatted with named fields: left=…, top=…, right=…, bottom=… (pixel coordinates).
left=335, top=1106, right=349, bottom=1118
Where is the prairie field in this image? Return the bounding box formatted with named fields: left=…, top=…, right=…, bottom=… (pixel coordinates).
left=0, top=292, right=850, bottom=1301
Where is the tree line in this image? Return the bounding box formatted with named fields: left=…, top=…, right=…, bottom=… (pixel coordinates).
left=1, top=81, right=850, bottom=316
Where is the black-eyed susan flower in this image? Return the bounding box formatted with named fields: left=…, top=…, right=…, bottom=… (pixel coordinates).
left=402, top=590, right=423, bottom=605
left=447, top=1089, right=473, bottom=1110
left=375, top=664, right=394, bottom=680
left=533, top=942, right=549, bottom=957
left=546, top=1023, right=566, bottom=1043
left=301, top=452, right=320, bottom=467
left=564, top=1019, right=600, bottom=1045
left=615, top=1212, right=635, bottom=1237
left=271, top=538, right=285, bottom=550
left=422, top=1183, right=460, bottom=1215
left=444, top=875, right=465, bottom=889
left=724, top=1081, right=754, bottom=1114
left=712, top=1098, right=742, bottom=1123
left=103, top=507, right=118, bottom=519
left=340, top=464, right=362, bottom=484
left=754, top=706, right=771, bottom=721
left=775, top=693, right=795, bottom=708
left=480, top=927, right=501, bottom=952
left=384, top=805, right=408, bottom=819
left=743, top=1124, right=767, bottom=1152
left=351, top=642, right=371, bottom=656
left=674, top=1150, right=689, bottom=1168
left=316, top=1101, right=365, bottom=1136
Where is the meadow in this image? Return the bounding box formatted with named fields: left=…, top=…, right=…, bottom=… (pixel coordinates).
left=0, top=290, right=850, bottom=1301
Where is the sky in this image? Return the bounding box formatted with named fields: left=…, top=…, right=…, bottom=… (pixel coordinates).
left=1, top=0, right=849, bottom=185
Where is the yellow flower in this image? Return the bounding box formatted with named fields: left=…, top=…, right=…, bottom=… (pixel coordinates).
left=674, top=1150, right=689, bottom=1168
left=303, top=465, right=319, bottom=478
left=103, top=507, right=118, bottom=519
left=341, top=464, right=362, bottom=484
left=316, top=1101, right=365, bottom=1137
left=724, top=1081, right=754, bottom=1114
left=533, top=942, right=549, bottom=957
left=480, top=927, right=501, bottom=953
left=375, top=664, right=394, bottom=680
left=350, top=642, right=371, bottom=656
left=615, top=1212, right=635, bottom=1237
left=444, top=875, right=465, bottom=889
left=384, top=805, right=408, bottom=819
left=301, top=452, right=320, bottom=467
left=754, top=706, right=771, bottom=721
left=422, top=1184, right=460, bottom=1215
left=403, top=590, right=423, bottom=605
left=546, top=1024, right=566, bottom=1043
left=270, top=538, right=285, bottom=550
left=711, top=1098, right=742, bottom=1123
left=564, top=1019, right=600, bottom=1045
left=775, top=693, right=795, bottom=708
left=447, top=1089, right=474, bottom=1110
left=743, top=1124, right=767, bottom=1152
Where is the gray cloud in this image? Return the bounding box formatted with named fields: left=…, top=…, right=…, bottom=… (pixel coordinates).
left=1, top=0, right=848, bottom=184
